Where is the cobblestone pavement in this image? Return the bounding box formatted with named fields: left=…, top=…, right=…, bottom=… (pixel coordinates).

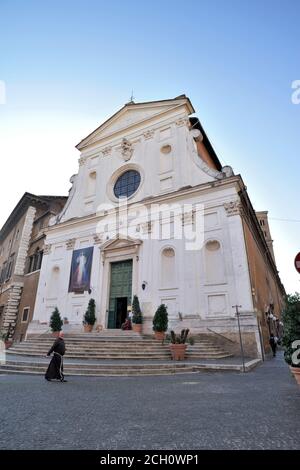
left=0, top=352, right=299, bottom=450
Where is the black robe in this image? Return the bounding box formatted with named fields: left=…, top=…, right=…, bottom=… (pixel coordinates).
left=45, top=337, right=66, bottom=381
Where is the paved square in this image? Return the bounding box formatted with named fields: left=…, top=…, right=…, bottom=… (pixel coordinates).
left=0, top=353, right=299, bottom=450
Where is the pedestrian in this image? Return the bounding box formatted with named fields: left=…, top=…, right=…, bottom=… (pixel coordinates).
left=121, top=317, right=132, bottom=330
left=127, top=306, right=133, bottom=322
left=269, top=334, right=278, bottom=357
left=45, top=331, right=67, bottom=382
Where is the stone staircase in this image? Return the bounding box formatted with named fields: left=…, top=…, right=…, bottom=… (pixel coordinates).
left=0, top=331, right=234, bottom=376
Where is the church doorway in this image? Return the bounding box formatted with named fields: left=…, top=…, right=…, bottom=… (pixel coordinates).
left=107, top=260, right=133, bottom=329
left=115, top=297, right=128, bottom=329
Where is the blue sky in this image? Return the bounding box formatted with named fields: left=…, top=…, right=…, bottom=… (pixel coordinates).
left=0, top=0, right=299, bottom=293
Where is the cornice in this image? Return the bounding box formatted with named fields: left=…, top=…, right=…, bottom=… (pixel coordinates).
left=46, top=175, right=243, bottom=233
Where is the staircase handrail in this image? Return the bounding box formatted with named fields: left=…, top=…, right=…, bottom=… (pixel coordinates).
left=206, top=328, right=236, bottom=344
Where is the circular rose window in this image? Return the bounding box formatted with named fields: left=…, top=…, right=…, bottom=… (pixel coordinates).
left=113, top=170, right=141, bottom=199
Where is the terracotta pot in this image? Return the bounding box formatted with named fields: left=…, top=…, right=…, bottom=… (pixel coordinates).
left=52, top=331, right=60, bottom=338
left=4, top=340, right=13, bottom=350
left=170, top=343, right=187, bottom=361
left=132, top=324, right=142, bottom=334
left=84, top=324, right=93, bottom=333
left=290, top=366, right=300, bottom=385
left=154, top=331, right=165, bottom=341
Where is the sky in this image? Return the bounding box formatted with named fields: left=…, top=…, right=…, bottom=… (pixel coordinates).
left=0, top=0, right=299, bottom=293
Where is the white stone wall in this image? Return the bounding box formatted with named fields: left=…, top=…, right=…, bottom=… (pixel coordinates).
left=30, top=99, right=259, bottom=356
left=58, top=103, right=219, bottom=223
left=32, top=186, right=254, bottom=332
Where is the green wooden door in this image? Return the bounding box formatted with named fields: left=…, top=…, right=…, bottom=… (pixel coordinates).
left=108, top=260, right=133, bottom=328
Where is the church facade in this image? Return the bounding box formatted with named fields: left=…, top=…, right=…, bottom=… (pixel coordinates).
left=29, top=95, right=285, bottom=357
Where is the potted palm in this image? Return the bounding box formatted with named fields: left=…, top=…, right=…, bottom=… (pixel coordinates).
left=49, top=307, right=63, bottom=337
left=282, top=293, right=300, bottom=385
left=131, top=295, right=143, bottom=333
left=153, top=304, right=168, bottom=340
left=170, top=329, right=190, bottom=360
left=83, top=298, right=96, bottom=333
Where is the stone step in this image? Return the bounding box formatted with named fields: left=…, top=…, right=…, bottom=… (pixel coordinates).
left=0, top=356, right=253, bottom=376
left=0, top=367, right=197, bottom=377
left=15, top=341, right=216, bottom=348
left=6, top=350, right=231, bottom=359
left=24, top=339, right=214, bottom=344
left=12, top=333, right=232, bottom=362
left=0, top=360, right=189, bottom=369
left=22, top=341, right=214, bottom=347
left=10, top=344, right=221, bottom=351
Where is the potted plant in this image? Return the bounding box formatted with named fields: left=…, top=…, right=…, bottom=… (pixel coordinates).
left=49, top=307, right=63, bottom=337
left=153, top=304, right=168, bottom=340
left=83, top=298, right=96, bottom=332
left=169, top=329, right=190, bottom=361
left=282, top=293, right=300, bottom=385
left=63, top=317, right=69, bottom=325
left=131, top=295, right=143, bottom=333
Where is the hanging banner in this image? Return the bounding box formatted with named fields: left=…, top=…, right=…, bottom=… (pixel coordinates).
left=68, top=247, right=94, bottom=292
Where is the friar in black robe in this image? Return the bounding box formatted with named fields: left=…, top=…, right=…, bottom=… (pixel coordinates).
left=45, top=332, right=67, bottom=382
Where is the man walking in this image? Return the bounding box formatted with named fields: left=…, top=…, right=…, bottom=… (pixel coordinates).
left=269, top=334, right=278, bottom=357
left=45, top=331, right=67, bottom=382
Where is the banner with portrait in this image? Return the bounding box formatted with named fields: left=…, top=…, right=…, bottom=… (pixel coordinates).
left=68, top=247, right=94, bottom=292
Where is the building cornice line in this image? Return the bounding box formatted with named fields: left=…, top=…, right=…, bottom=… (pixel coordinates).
left=47, top=176, right=243, bottom=233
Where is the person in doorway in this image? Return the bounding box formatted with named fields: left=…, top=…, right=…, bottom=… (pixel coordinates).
left=269, top=334, right=278, bottom=357
left=127, top=306, right=133, bottom=322
left=45, top=331, right=67, bottom=382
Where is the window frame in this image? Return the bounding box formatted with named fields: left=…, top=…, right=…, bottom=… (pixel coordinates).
left=21, top=307, right=30, bottom=323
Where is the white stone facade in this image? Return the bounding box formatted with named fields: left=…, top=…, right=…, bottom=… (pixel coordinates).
left=30, top=97, right=260, bottom=356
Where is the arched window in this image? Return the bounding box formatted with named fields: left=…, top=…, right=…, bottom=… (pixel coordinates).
left=161, top=247, right=176, bottom=288
left=205, top=240, right=225, bottom=284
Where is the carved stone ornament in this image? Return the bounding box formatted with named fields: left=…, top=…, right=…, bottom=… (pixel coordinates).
left=224, top=201, right=243, bottom=217
left=141, top=221, right=152, bottom=234
left=175, top=117, right=188, bottom=127
left=102, top=146, right=112, bottom=156
left=66, top=238, right=76, bottom=250
left=143, top=129, right=155, bottom=140
left=44, top=244, right=52, bottom=255
left=78, top=157, right=87, bottom=166
left=93, top=234, right=102, bottom=244
left=121, top=138, right=133, bottom=161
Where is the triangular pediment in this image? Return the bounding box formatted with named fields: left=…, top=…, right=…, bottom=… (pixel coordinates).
left=76, top=96, right=194, bottom=150
left=101, top=235, right=142, bottom=252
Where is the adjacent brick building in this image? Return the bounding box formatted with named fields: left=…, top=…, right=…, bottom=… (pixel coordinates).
left=0, top=193, right=67, bottom=341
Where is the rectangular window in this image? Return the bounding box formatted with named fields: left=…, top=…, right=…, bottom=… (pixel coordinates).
left=22, top=307, right=30, bottom=323
left=6, top=255, right=14, bottom=281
